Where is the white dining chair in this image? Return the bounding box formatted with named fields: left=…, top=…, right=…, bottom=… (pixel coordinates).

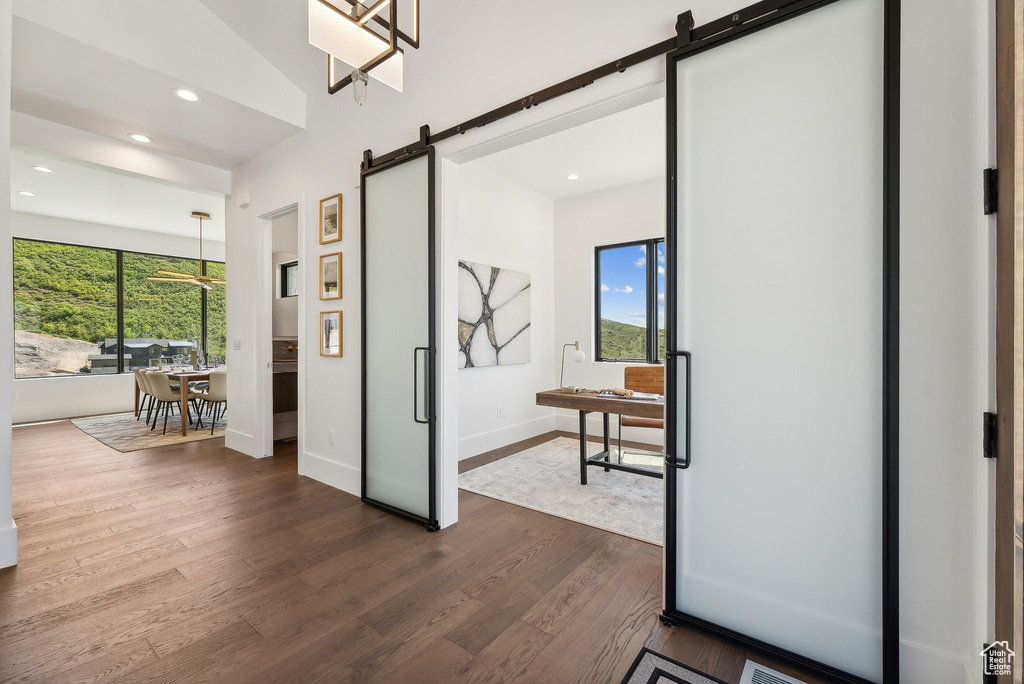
left=147, top=372, right=204, bottom=435
left=133, top=368, right=151, bottom=422
left=199, top=370, right=227, bottom=435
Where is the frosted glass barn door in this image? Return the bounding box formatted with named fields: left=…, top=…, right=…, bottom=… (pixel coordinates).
left=361, top=148, right=437, bottom=529
left=664, top=0, right=892, bottom=681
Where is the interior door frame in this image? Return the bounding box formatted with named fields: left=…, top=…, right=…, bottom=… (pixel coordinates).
left=359, top=145, right=438, bottom=530
left=660, top=1, right=901, bottom=682
left=254, top=197, right=306, bottom=465
left=994, top=1, right=1024, bottom=681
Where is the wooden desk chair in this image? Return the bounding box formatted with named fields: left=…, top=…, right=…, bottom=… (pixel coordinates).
left=618, top=366, right=665, bottom=462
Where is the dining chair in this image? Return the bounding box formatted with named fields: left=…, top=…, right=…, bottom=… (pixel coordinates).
left=138, top=370, right=159, bottom=426
left=134, top=368, right=151, bottom=421
left=618, top=366, right=665, bottom=463
left=147, top=372, right=204, bottom=435
left=200, top=370, right=227, bottom=435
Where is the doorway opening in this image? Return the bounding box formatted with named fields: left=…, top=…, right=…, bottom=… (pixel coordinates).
left=270, top=209, right=299, bottom=455
left=450, top=95, right=666, bottom=546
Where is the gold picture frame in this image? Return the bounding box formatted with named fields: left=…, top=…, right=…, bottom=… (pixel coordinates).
left=319, top=252, right=342, bottom=301
left=320, top=311, right=342, bottom=357
left=319, top=193, right=342, bottom=244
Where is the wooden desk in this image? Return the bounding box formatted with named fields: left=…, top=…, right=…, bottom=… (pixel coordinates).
left=135, top=370, right=211, bottom=437
left=536, top=389, right=664, bottom=485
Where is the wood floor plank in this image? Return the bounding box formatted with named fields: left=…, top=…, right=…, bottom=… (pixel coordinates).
left=511, top=551, right=661, bottom=684
left=2, top=421, right=834, bottom=684
left=456, top=619, right=554, bottom=684
left=519, top=533, right=636, bottom=636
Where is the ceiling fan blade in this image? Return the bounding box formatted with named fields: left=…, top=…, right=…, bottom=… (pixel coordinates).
left=147, top=276, right=191, bottom=283
left=157, top=270, right=198, bottom=278
left=209, top=279, right=226, bottom=284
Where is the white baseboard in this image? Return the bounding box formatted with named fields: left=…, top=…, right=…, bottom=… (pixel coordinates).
left=302, top=451, right=360, bottom=497
left=0, top=519, right=17, bottom=569
left=900, top=639, right=973, bottom=684
left=274, top=423, right=298, bottom=441
left=459, top=415, right=557, bottom=460
left=554, top=413, right=664, bottom=447
left=224, top=428, right=257, bottom=457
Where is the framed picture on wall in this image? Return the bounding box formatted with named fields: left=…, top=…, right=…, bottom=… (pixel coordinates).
left=319, top=193, right=342, bottom=244
left=320, top=252, right=342, bottom=300
left=320, top=311, right=342, bottom=357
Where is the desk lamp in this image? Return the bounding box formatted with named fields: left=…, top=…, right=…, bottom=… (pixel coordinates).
left=560, top=341, right=586, bottom=393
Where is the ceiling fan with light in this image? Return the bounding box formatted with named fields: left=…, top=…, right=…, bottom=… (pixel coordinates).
left=147, top=211, right=224, bottom=290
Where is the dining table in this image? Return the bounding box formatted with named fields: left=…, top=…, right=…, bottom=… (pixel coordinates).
left=134, top=368, right=213, bottom=437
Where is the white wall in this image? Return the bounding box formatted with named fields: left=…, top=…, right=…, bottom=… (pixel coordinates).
left=12, top=212, right=226, bottom=260
left=456, top=162, right=556, bottom=459
left=553, top=178, right=665, bottom=446
left=272, top=251, right=298, bottom=338
left=271, top=210, right=299, bottom=338
left=223, top=1, right=993, bottom=680
left=901, top=1, right=994, bottom=681
left=0, top=0, right=16, bottom=569
left=13, top=374, right=134, bottom=424
left=10, top=211, right=226, bottom=424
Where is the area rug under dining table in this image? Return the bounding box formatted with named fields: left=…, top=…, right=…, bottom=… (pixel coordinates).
left=71, top=411, right=220, bottom=453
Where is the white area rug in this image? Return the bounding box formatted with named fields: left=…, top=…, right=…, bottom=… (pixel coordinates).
left=459, top=437, right=663, bottom=545
left=72, top=411, right=221, bottom=452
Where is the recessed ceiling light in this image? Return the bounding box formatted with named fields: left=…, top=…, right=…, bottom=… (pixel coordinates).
left=566, top=174, right=580, bottom=181
left=18, top=191, right=36, bottom=197
left=31, top=166, right=53, bottom=173
left=130, top=134, right=152, bottom=143
left=175, top=89, right=200, bottom=102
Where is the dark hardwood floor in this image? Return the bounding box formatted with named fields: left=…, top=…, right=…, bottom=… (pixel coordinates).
left=0, top=421, right=826, bottom=683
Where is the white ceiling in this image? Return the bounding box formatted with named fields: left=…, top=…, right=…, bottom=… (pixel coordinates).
left=10, top=1, right=308, bottom=170
left=473, top=98, right=665, bottom=201
left=11, top=147, right=226, bottom=242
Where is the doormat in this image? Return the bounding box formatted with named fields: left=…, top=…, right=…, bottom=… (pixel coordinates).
left=621, top=648, right=728, bottom=684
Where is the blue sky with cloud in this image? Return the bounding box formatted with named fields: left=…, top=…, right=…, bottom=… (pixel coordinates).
left=599, top=241, right=666, bottom=329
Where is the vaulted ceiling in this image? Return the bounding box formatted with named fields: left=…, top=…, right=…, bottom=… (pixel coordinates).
left=10, top=0, right=310, bottom=173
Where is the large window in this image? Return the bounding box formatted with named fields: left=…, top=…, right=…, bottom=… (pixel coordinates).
left=206, top=261, right=227, bottom=362
left=123, top=253, right=202, bottom=370
left=13, top=238, right=225, bottom=378
left=595, top=238, right=666, bottom=363
left=14, top=240, right=117, bottom=377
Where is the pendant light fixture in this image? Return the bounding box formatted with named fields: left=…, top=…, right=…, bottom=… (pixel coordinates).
left=147, top=211, right=225, bottom=290
left=308, top=0, right=420, bottom=103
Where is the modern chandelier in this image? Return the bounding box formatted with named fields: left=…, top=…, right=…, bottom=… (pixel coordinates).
left=307, top=0, right=420, bottom=104
left=147, top=211, right=225, bottom=290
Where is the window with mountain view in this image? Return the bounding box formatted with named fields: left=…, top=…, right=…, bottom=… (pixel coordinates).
left=13, top=238, right=225, bottom=378
left=205, top=261, right=227, bottom=361
left=122, top=252, right=203, bottom=370
left=595, top=238, right=666, bottom=363
left=13, top=240, right=118, bottom=377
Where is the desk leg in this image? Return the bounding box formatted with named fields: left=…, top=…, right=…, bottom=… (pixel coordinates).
left=180, top=390, right=189, bottom=437
left=603, top=412, right=610, bottom=472
left=579, top=410, right=588, bottom=485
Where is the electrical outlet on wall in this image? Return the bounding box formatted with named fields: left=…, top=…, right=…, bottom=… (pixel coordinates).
left=328, top=429, right=336, bottom=446
left=233, top=339, right=242, bottom=350
left=496, top=406, right=505, bottom=419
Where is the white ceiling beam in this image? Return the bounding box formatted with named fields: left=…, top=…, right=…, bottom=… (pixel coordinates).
left=12, top=0, right=306, bottom=129
left=12, top=112, right=232, bottom=196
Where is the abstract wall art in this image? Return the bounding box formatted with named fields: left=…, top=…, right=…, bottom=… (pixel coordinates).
left=458, top=261, right=531, bottom=368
